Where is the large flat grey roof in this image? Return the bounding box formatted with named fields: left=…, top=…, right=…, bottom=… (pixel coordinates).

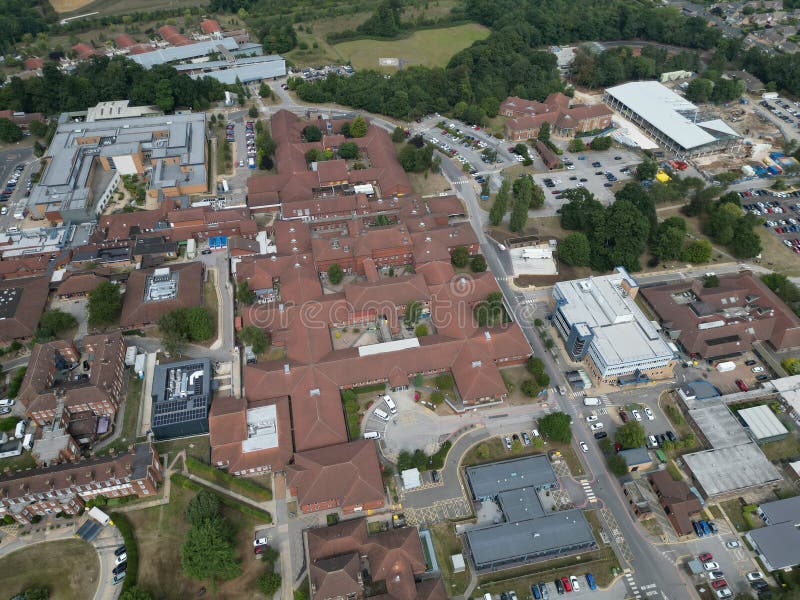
left=497, top=487, right=545, bottom=523
left=189, top=59, right=286, bottom=84
left=129, top=38, right=238, bottom=69
left=683, top=443, right=781, bottom=497
left=554, top=267, right=673, bottom=367
left=466, top=509, right=595, bottom=567
left=465, top=455, right=557, bottom=499
left=759, top=496, right=800, bottom=525
left=605, top=81, right=740, bottom=151
left=739, top=405, right=788, bottom=440
left=748, top=522, right=800, bottom=570
left=689, top=404, right=751, bottom=448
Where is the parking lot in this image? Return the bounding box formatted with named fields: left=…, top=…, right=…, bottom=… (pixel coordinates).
left=533, top=147, right=641, bottom=215
left=757, top=96, right=800, bottom=130
left=741, top=190, right=800, bottom=257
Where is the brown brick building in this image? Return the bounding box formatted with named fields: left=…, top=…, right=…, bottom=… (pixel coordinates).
left=501, top=93, right=613, bottom=141
left=0, top=443, right=162, bottom=524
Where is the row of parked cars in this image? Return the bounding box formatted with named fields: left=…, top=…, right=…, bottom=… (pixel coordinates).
left=503, top=428, right=540, bottom=450
left=1, top=164, right=25, bottom=203
left=486, top=573, right=597, bottom=599
left=111, top=545, right=127, bottom=585
left=759, top=98, right=800, bottom=127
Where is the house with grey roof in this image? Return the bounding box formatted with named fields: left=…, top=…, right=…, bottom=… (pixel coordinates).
left=746, top=496, right=800, bottom=571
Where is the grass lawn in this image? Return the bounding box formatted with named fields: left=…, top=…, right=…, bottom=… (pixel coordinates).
left=462, top=437, right=584, bottom=476
left=429, top=522, right=469, bottom=597
left=720, top=498, right=752, bottom=533
left=96, top=374, right=144, bottom=456
left=126, top=480, right=266, bottom=599
left=334, top=24, right=490, bottom=70
left=153, top=434, right=211, bottom=464
left=474, top=544, right=620, bottom=595
left=760, top=434, right=800, bottom=462
left=185, top=457, right=273, bottom=501
left=53, top=0, right=202, bottom=16
left=295, top=576, right=310, bottom=600
left=4, top=538, right=99, bottom=600
left=0, top=450, right=37, bottom=473
left=707, top=504, right=724, bottom=520
left=660, top=391, right=693, bottom=439
left=408, top=170, right=454, bottom=196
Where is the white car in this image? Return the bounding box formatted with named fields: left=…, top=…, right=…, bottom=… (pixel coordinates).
left=590, top=422, right=604, bottom=431
left=0, top=398, right=14, bottom=407
left=704, top=561, right=720, bottom=571
left=746, top=571, right=764, bottom=581
left=632, top=409, right=642, bottom=422
left=1, top=207, right=8, bottom=215
left=566, top=165, right=575, bottom=170
left=644, top=407, right=654, bottom=420
left=569, top=576, right=581, bottom=592
left=585, top=415, right=598, bottom=423
left=115, top=553, right=127, bottom=565
left=580, top=441, right=589, bottom=453
left=715, top=589, right=732, bottom=599
left=725, top=540, right=740, bottom=549
left=504, top=436, right=512, bottom=450
left=752, top=366, right=764, bottom=373
left=254, top=537, right=269, bottom=547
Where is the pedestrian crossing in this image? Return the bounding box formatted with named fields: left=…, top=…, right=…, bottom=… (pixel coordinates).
left=597, top=394, right=612, bottom=415
left=624, top=572, right=641, bottom=600
left=451, top=178, right=469, bottom=185
left=580, top=480, right=597, bottom=503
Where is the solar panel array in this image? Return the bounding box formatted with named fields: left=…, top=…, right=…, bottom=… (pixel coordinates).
left=152, top=361, right=209, bottom=429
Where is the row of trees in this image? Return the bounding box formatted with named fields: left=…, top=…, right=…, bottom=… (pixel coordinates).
left=158, top=307, right=215, bottom=354
left=572, top=45, right=700, bottom=89
left=181, top=491, right=241, bottom=585
left=0, top=59, right=227, bottom=115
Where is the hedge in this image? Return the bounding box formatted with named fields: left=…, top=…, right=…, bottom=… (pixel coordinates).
left=184, top=457, right=273, bottom=501
left=171, top=473, right=272, bottom=523
left=109, top=511, right=139, bottom=591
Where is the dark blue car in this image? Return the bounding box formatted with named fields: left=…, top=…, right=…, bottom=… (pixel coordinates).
left=585, top=573, right=597, bottom=590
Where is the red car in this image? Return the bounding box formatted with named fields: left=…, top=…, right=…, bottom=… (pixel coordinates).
left=736, top=379, right=749, bottom=392
left=619, top=410, right=629, bottom=423
left=562, top=576, right=572, bottom=592
left=699, top=552, right=713, bottom=562
left=712, top=580, right=728, bottom=589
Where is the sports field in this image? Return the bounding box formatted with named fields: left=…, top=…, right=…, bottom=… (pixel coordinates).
left=51, top=0, right=203, bottom=16
left=333, top=23, right=490, bottom=70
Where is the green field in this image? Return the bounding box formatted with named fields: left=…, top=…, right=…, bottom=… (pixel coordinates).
left=333, top=24, right=490, bottom=70
left=4, top=539, right=99, bottom=600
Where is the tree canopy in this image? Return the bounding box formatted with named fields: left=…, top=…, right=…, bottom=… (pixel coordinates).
left=36, top=309, right=77, bottom=339
left=559, top=232, right=591, bottom=266
left=186, top=490, right=222, bottom=527
left=450, top=246, right=470, bottom=268
left=615, top=421, right=646, bottom=449
left=538, top=412, right=572, bottom=443
left=327, top=263, right=344, bottom=285
left=181, top=515, right=242, bottom=583
left=489, top=179, right=511, bottom=226
left=474, top=291, right=507, bottom=327
left=158, top=307, right=215, bottom=353
left=238, top=325, right=268, bottom=354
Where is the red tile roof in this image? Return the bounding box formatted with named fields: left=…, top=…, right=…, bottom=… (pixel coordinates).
left=0, top=276, right=49, bottom=341
left=287, top=439, right=385, bottom=511
left=114, top=34, right=137, bottom=49
left=120, top=262, right=203, bottom=327
left=57, top=273, right=106, bottom=297
left=200, top=19, right=221, bottom=34
left=72, top=43, right=100, bottom=60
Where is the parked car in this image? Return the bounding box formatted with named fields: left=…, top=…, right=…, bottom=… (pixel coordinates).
left=504, top=436, right=512, bottom=450
left=644, top=407, right=654, bottom=420
left=747, top=572, right=765, bottom=582
left=585, top=573, right=597, bottom=590
left=631, top=409, right=642, bottom=421
left=569, top=576, right=580, bottom=592
left=554, top=578, right=564, bottom=595
left=0, top=398, right=15, bottom=407
left=699, top=553, right=714, bottom=562
left=580, top=442, right=589, bottom=453
left=715, top=589, right=732, bottom=599
left=594, top=431, right=608, bottom=439
left=712, top=580, right=728, bottom=590
left=752, top=366, right=765, bottom=373
left=726, top=540, right=740, bottom=549
left=112, top=562, right=127, bottom=575
left=590, top=422, right=604, bottom=431
left=115, top=553, right=127, bottom=565
left=114, top=545, right=126, bottom=556
left=586, top=415, right=598, bottom=422
left=665, top=431, right=677, bottom=442
left=561, top=576, right=572, bottom=592
left=704, top=561, right=721, bottom=571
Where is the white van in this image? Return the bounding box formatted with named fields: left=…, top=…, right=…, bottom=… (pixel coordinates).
left=374, top=408, right=390, bottom=421
left=484, top=594, right=493, bottom=600
left=363, top=431, right=381, bottom=440
left=383, top=395, right=397, bottom=414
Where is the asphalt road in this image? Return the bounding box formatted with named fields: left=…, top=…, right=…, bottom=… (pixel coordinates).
left=441, top=154, right=696, bottom=599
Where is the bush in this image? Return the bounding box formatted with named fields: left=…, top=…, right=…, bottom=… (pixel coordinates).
left=415, top=324, right=429, bottom=337
left=470, top=255, right=487, bottom=272
left=327, top=263, right=344, bottom=285
left=8, top=367, right=26, bottom=398
left=521, top=380, right=538, bottom=397
left=450, top=246, right=469, bottom=268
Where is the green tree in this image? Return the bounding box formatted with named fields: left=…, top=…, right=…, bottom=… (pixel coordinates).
left=559, top=232, right=591, bottom=266
left=36, top=309, right=77, bottom=338
left=0, top=118, right=23, bottom=143
left=470, top=255, right=487, bottom=272
left=568, top=138, right=585, bottom=152
left=181, top=516, right=242, bottom=583
left=652, top=217, right=687, bottom=260
left=521, top=379, right=538, bottom=397
left=450, top=245, right=470, bottom=268
left=391, top=126, right=406, bottom=143
left=237, top=280, right=256, bottom=305
left=87, top=281, right=122, bottom=327
left=706, top=202, right=741, bottom=245
left=350, top=115, right=368, bottom=138
left=258, top=83, right=270, bottom=98
left=589, top=136, right=613, bottom=151
left=405, top=299, right=422, bottom=324
left=488, top=179, right=510, bottom=226
left=615, top=421, right=646, bottom=449
left=782, top=357, right=800, bottom=375
left=338, top=141, right=359, bottom=159
left=730, top=219, right=762, bottom=258
left=415, top=323, right=429, bottom=337
left=155, top=79, right=174, bottom=112
left=158, top=307, right=214, bottom=345
left=238, top=325, right=268, bottom=354
left=28, top=119, right=48, bottom=138
left=509, top=176, right=532, bottom=232
left=635, top=160, right=658, bottom=181
left=537, top=121, right=551, bottom=143
left=327, top=263, right=344, bottom=285
left=186, top=490, right=221, bottom=526
left=607, top=453, right=628, bottom=476
left=302, top=125, right=322, bottom=142
left=703, top=274, right=720, bottom=288
left=682, top=239, right=712, bottom=263
left=685, top=77, right=713, bottom=103
left=538, top=412, right=572, bottom=443
left=258, top=572, right=282, bottom=596
left=248, top=105, right=258, bottom=118
left=23, top=590, right=49, bottom=600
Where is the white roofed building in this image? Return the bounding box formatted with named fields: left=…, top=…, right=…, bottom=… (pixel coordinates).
left=604, top=81, right=742, bottom=158
left=552, top=267, right=676, bottom=384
